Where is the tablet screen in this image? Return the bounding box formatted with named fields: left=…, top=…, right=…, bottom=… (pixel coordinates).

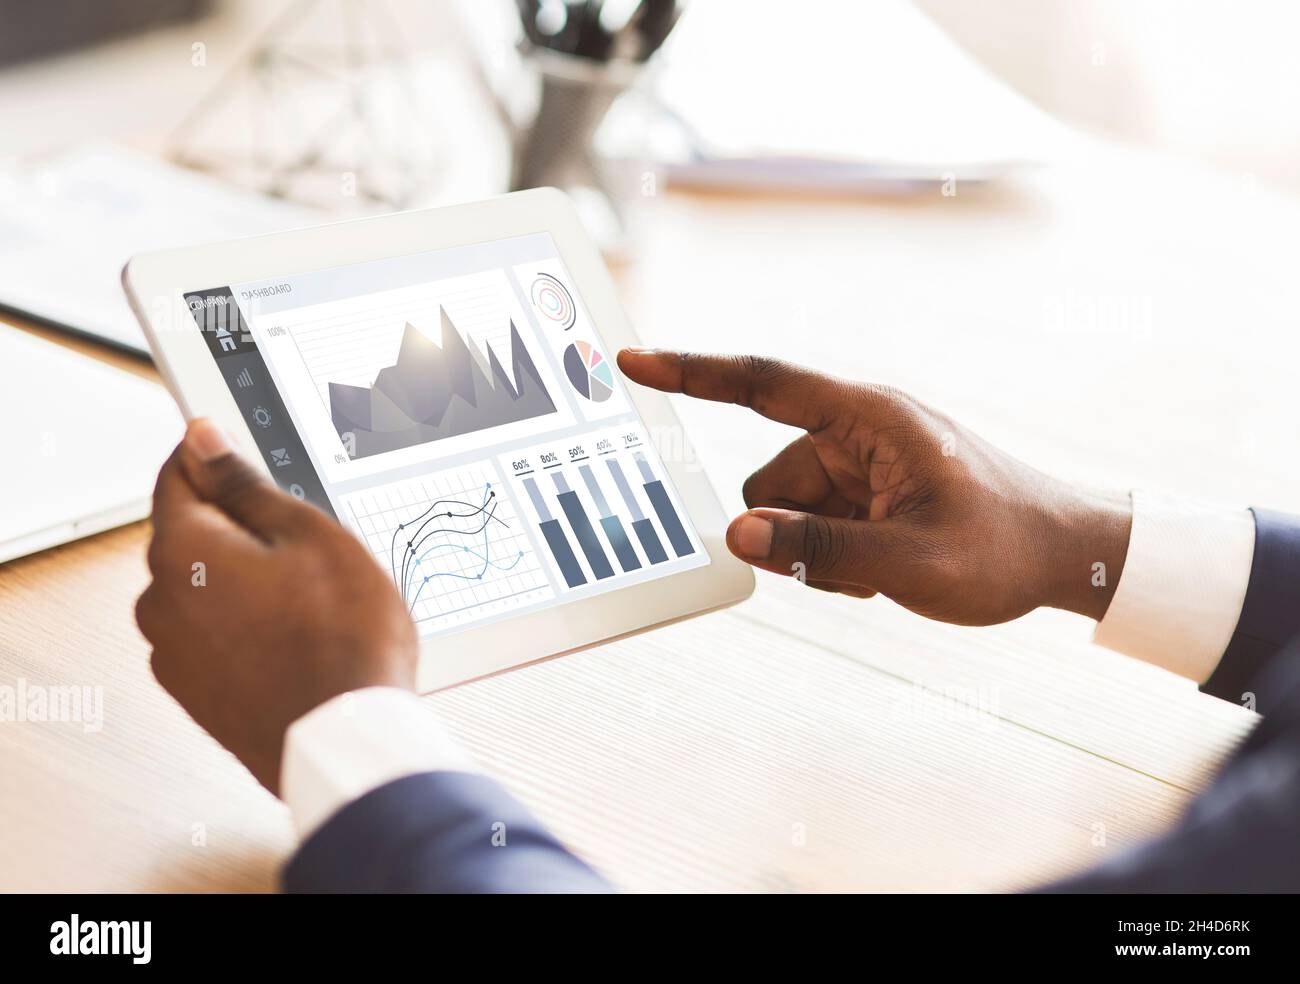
left=184, top=233, right=708, bottom=638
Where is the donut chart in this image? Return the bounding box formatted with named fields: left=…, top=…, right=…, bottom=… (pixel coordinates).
left=563, top=341, right=614, bottom=402
left=530, top=273, right=576, bottom=330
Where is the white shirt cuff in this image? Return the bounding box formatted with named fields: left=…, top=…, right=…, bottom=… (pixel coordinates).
left=280, top=687, right=479, bottom=841
left=1093, top=490, right=1254, bottom=683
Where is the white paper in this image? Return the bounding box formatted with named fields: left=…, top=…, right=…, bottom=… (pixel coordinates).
left=615, top=0, right=1071, bottom=188
left=0, top=323, right=183, bottom=560
left=0, top=145, right=319, bottom=354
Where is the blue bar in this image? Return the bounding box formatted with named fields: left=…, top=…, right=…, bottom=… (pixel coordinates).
left=540, top=518, right=586, bottom=588
left=580, top=464, right=640, bottom=572
left=634, top=453, right=693, bottom=557
left=631, top=517, right=668, bottom=564
left=523, top=476, right=585, bottom=587
left=554, top=473, right=614, bottom=579
left=599, top=515, right=641, bottom=572
left=643, top=480, right=694, bottom=557
left=607, top=458, right=668, bottom=563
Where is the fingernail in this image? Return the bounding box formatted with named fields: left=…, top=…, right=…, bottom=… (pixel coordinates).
left=734, top=514, right=773, bottom=559
left=187, top=418, right=232, bottom=462
left=620, top=346, right=653, bottom=356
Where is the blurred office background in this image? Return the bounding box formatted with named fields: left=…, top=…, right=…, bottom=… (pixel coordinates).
left=919, top=0, right=1300, bottom=192
left=4, top=0, right=1300, bottom=506
left=4, top=0, right=1298, bottom=197
left=5, top=0, right=1298, bottom=477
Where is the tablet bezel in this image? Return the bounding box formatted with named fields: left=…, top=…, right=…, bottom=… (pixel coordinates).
left=123, top=188, right=754, bottom=691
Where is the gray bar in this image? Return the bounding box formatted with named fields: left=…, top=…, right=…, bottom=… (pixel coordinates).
left=579, top=464, right=611, bottom=516
left=558, top=489, right=614, bottom=579
left=524, top=477, right=585, bottom=587
left=540, top=518, right=586, bottom=588
left=634, top=452, right=656, bottom=484
left=599, top=515, right=641, bottom=572
left=644, top=480, right=693, bottom=557
left=606, top=458, right=645, bottom=521
left=580, top=463, right=640, bottom=571
left=634, top=452, right=694, bottom=558
left=522, top=476, right=553, bottom=522
left=632, top=517, right=668, bottom=564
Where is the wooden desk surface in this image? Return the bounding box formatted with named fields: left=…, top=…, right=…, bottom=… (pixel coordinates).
left=0, top=143, right=1287, bottom=892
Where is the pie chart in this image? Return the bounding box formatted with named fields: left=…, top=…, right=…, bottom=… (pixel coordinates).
left=563, top=341, right=614, bottom=402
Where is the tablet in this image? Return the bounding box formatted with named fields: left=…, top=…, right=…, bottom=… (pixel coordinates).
left=123, top=189, right=753, bottom=690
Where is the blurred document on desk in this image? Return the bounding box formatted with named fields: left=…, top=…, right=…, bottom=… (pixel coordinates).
left=627, top=0, right=1069, bottom=192
left=0, top=145, right=317, bottom=355
left=0, top=323, right=182, bottom=563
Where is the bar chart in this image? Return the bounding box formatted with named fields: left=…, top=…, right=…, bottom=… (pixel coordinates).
left=577, top=462, right=641, bottom=572
left=632, top=452, right=694, bottom=558
left=520, top=474, right=587, bottom=588
left=602, top=456, right=669, bottom=564
left=501, top=427, right=701, bottom=593
left=551, top=470, right=616, bottom=580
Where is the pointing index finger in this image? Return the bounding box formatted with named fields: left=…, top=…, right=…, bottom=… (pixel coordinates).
left=617, top=348, right=844, bottom=432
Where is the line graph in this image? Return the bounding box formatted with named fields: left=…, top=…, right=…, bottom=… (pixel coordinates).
left=341, top=464, right=552, bottom=632
left=393, top=484, right=524, bottom=613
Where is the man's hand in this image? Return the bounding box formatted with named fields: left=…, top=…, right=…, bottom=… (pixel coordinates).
left=135, top=419, right=417, bottom=794
left=618, top=349, right=1132, bottom=626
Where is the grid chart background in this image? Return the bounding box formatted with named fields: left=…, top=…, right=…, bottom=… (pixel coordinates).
left=342, top=462, right=553, bottom=632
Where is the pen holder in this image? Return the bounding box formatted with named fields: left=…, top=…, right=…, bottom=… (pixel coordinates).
left=509, top=47, right=643, bottom=250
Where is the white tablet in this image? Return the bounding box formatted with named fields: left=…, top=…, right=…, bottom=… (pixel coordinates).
left=123, top=189, right=753, bottom=691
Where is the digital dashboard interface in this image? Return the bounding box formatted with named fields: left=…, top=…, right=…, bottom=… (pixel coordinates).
left=186, top=233, right=708, bottom=638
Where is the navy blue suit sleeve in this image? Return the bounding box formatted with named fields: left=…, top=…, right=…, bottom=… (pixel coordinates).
left=1039, top=639, right=1300, bottom=892
left=1041, top=509, right=1300, bottom=892
left=1202, top=508, right=1300, bottom=711
left=282, top=771, right=614, bottom=893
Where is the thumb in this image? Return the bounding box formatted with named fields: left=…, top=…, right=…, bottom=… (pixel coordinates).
left=179, top=419, right=317, bottom=542
left=727, top=507, right=910, bottom=592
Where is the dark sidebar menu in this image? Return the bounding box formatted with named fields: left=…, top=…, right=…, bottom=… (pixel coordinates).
left=184, top=287, right=336, bottom=519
